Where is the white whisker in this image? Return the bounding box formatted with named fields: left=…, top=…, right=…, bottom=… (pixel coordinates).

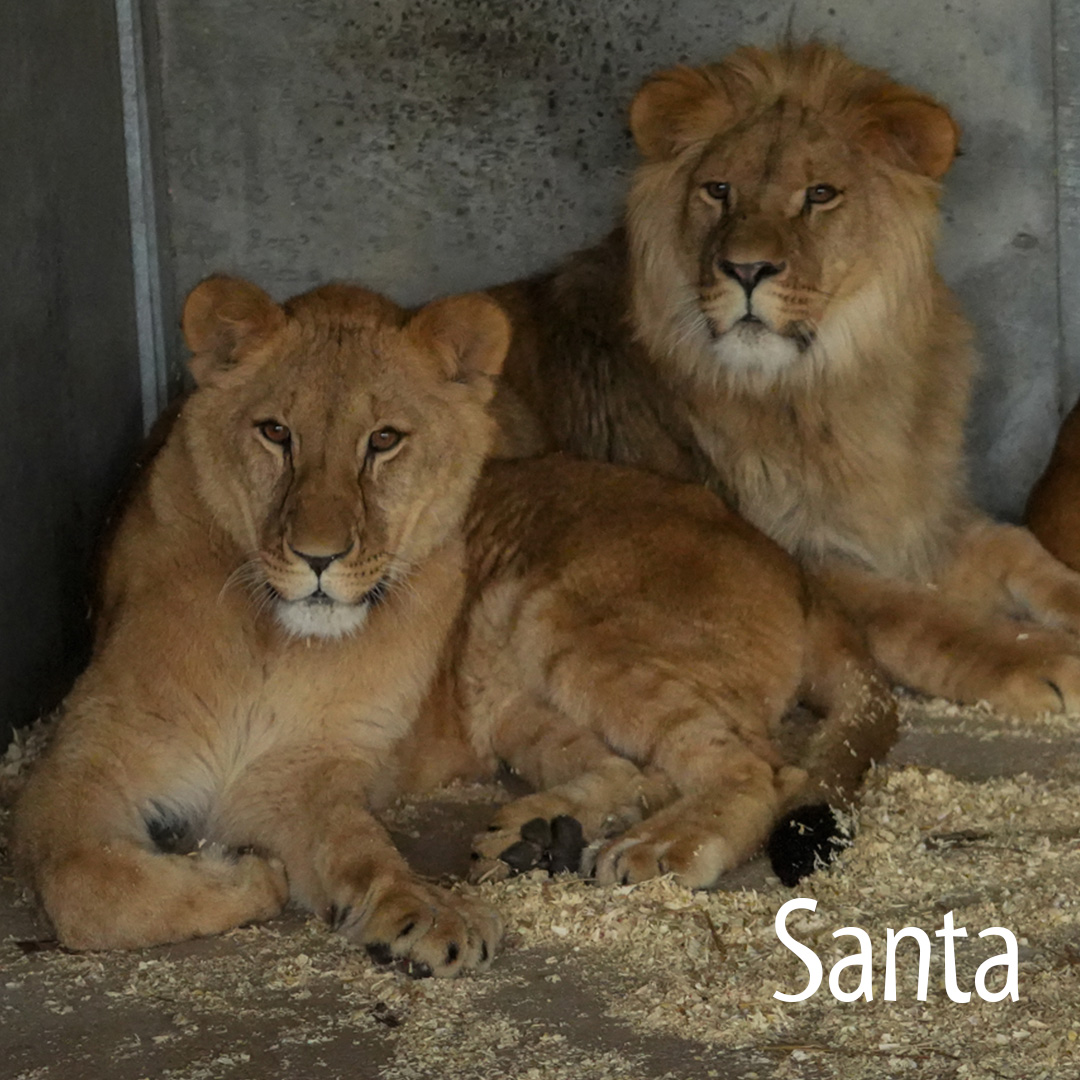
left=219, top=555, right=267, bottom=604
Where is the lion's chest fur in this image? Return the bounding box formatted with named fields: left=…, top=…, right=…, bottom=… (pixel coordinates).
left=193, top=566, right=456, bottom=755
left=687, top=382, right=956, bottom=582
left=73, top=478, right=467, bottom=835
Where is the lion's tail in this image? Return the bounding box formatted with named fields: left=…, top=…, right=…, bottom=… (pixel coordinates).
left=767, top=595, right=899, bottom=886
left=11, top=775, right=290, bottom=950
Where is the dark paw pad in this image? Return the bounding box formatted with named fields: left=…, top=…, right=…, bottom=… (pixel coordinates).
left=327, top=904, right=353, bottom=931
left=767, top=804, right=853, bottom=887
left=547, top=815, right=586, bottom=874
left=500, top=837, right=546, bottom=873
left=519, top=817, right=552, bottom=847
left=365, top=941, right=395, bottom=967
left=365, top=941, right=432, bottom=979
left=498, top=815, right=586, bottom=876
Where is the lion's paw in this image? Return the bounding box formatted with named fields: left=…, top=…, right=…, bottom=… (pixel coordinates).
left=994, top=649, right=1080, bottom=717
left=197, top=848, right=290, bottom=924
left=236, top=853, right=290, bottom=918
left=470, top=814, right=586, bottom=884
left=592, top=814, right=736, bottom=890
left=334, top=878, right=502, bottom=978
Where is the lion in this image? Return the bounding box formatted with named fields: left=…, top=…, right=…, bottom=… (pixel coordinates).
left=488, top=42, right=1080, bottom=719
left=433, top=455, right=899, bottom=889
left=10, top=277, right=507, bottom=973
left=1027, top=400, right=1080, bottom=573
left=11, top=271, right=895, bottom=963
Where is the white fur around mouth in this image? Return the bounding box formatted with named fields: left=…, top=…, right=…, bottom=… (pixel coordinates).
left=711, top=321, right=803, bottom=380
left=274, top=596, right=372, bottom=639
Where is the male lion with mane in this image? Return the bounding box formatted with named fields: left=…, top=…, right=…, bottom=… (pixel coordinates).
left=490, top=42, right=1080, bottom=718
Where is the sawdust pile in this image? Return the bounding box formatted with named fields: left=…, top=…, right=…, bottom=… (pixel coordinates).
left=479, top=763, right=1080, bottom=1079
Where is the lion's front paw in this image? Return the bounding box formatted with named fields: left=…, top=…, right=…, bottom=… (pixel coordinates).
left=334, top=878, right=502, bottom=978
left=590, top=791, right=781, bottom=890
left=470, top=813, right=586, bottom=884
left=994, top=647, right=1080, bottom=717
left=593, top=827, right=734, bottom=889
left=592, top=810, right=736, bottom=890
left=468, top=771, right=661, bottom=885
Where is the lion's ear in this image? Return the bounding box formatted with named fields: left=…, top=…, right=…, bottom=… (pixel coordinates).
left=630, top=66, right=733, bottom=161
left=407, top=293, right=511, bottom=387
left=864, top=91, right=960, bottom=180
left=182, top=276, right=285, bottom=385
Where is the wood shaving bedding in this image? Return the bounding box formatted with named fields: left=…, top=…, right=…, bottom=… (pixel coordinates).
left=474, top=765, right=1080, bottom=1079
left=3, top=703, right=1080, bottom=1079
left=899, top=691, right=1080, bottom=743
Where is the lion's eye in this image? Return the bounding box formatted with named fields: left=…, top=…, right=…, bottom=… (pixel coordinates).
left=805, top=184, right=840, bottom=206
left=702, top=181, right=731, bottom=203
left=257, top=420, right=291, bottom=447
left=368, top=427, right=404, bottom=454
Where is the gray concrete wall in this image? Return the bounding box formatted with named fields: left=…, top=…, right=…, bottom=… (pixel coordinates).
left=0, top=1, right=144, bottom=743
left=153, top=0, right=1071, bottom=520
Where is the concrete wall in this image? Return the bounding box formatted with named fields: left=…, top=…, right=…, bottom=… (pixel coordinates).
left=0, top=1, right=144, bottom=742
left=153, top=0, right=1071, bottom=519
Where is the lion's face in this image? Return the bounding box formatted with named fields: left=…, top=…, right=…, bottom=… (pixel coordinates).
left=626, top=45, right=959, bottom=390
left=180, top=279, right=509, bottom=639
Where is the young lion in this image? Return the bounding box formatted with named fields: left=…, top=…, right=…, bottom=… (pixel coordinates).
left=445, top=456, right=898, bottom=889
left=13, top=272, right=895, bottom=959
left=488, top=42, right=1080, bottom=719
left=11, top=278, right=506, bottom=973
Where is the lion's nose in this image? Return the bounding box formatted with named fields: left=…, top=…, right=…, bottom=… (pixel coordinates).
left=290, top=545, right=352, bottom=577
left=719, top=259, right=786, bottom=295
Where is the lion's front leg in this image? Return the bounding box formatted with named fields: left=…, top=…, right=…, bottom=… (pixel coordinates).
left=229, top=749, right=501, bottom=977
left=824, top=559, right=1080, bottom=717
left=943, top=517, right=1080, bottom=633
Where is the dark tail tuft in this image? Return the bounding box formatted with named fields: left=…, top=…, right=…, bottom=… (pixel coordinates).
left=767, top=803, right=853, bottom=887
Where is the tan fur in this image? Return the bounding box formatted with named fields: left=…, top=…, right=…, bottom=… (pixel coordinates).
left=490, top=43, right=1080, bottom=718
left=10, top=278, right=506, bottom=972
left=400, top=457, right=898, bottom=890
left=1027, top=400, right=1080, bottom=573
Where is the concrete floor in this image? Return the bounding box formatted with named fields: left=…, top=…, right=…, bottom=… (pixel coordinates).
left=3, top=700, right=1080, bottom=1080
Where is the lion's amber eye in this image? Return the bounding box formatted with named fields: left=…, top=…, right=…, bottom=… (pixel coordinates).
left=257, top=420, right=291, bottom=447
left=702, top=181, right=730, bottom=203
left=368, top=427, right=403, bottom=454
left=806, top=184, right=839, bottom=206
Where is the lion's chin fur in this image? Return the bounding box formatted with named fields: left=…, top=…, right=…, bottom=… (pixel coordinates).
left=273, top=596, right=372, bottom=640
left=674, top=277, right=900, bottom=398
left=709, top=325, right=803, bottom=385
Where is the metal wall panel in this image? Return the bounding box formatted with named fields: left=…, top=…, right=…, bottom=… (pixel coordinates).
left=0, top=1, right=143, bottom=743
left=1056, top=2, right=1080, bottom=413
